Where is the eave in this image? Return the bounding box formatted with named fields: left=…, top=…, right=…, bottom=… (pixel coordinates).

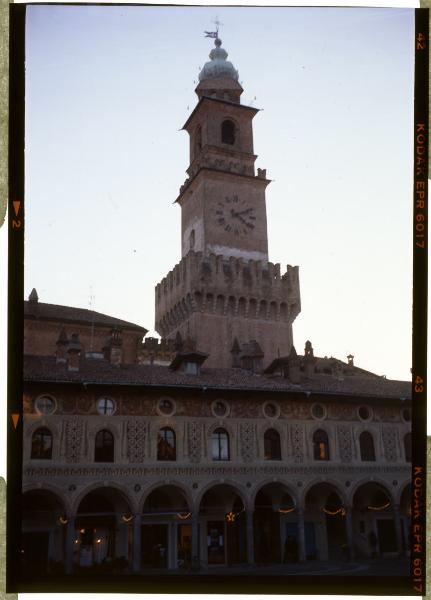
left=174, top=167, right=271, bottom=204
left=23, top=376, right=411, bottom=403
left=182, top=96, right=260, bottom=131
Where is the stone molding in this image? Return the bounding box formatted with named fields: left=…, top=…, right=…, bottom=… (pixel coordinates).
left=24, top=463, right=410, bottom=479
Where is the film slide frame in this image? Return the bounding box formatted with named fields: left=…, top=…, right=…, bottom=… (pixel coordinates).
left=5, top=3, right=429, bottom=596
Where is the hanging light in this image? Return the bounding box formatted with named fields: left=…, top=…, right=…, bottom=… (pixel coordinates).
left=367, top=501, right=391, bottom=511
left=225, top=507, right=245, bottom=523
left=121, top=514, right=134, bottom=523
left=177, top=512, right=191, bottom=520
left=323, top=507, right=346, bottom=516
left=278, top=507, right=295, bottom=514
left=58, top=515, right=68, bottom=525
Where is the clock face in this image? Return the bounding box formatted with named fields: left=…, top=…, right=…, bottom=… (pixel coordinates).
left=214, top=195, right=256, bottom=236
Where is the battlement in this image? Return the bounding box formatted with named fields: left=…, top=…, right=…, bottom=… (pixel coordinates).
left=138, top=336, right=176, bottom=366
left=156, top=251, right=299, bottom=298
left=155, top=251, right=300, bottom=338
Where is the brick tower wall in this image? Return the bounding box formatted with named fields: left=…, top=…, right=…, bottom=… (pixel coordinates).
left=155, top=251, right=300, bottom=368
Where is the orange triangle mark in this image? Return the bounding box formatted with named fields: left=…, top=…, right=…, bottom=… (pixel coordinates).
left=11, top=414, right=20, bottom=429
left=12, top=200, right=20, bottom=216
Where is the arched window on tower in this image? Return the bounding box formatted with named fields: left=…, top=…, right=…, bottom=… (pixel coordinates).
left=313, top=429, right=330, bottom=461
left=264, top=428, right=281, bottom=460
left=221, top=120, right=235, bottom=145
left=157, top=427, right=176, bottom=461
left=95, top=429, right=114, bottom=462
left=31, top=427, right=53, bottom=459
left=189, top=229, right=195, bottom=250
left=359, top=431, right=376, bottom=461
left=404, top=432, right=412, bottom=462
left=211, top=428, right=230, bottom=461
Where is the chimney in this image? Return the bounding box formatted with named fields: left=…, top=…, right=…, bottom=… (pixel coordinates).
left=304, top=340, right=316, bottom=378
left=286, top=346, right=301, bottom=384
left=67, top=333, right=82, bottom=371
left=27, top=288, right=39, bottom=316
left=56, top=327, right=68, bottom=364
left=28, top=288, right=39, bottom=303
left=347, top=354, right=354, bottom=367
left=103, top=328, right=123, bottom=366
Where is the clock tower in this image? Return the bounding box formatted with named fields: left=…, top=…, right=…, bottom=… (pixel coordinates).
left=155, top=35, right=300, bottom=368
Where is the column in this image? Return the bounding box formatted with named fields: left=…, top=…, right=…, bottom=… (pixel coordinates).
left=191, top=513, right=200, bottom=570
left=132, top=514, right=142, bottom=572
left=297, top=509, right=306, bottom=563
left=345, top=506, right=355, bottom=560
left=393, top=504, right=404, bottom=555
left=168, top=522, right=177, bottom=570
left=246, top=510, right=254, bottom=565
left=116, top=517, right=129, bottom=563
left=65, top=516, right=76, bottom=575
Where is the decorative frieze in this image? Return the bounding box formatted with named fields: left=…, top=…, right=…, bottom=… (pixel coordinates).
left=65, top=418, right=84, bottom=463
left=375, top=407, right=400, bottom=423
left=290, top=424, right=304, bottom=463
left=77, top=396, right=93, bottom=414
left=239, top=422, right=257, bottom=462
left=61, top=397, right=77, bottom=414
left=121, top=397, right=142, bottom=415
left=382, top=426, right=399, bottom=462
left=282, top=403, right=311, bottom=420
left=329, top=403, right=356, bottom=421
left=126, top=420, right=148, bottom=463
left=230, top=400, right=259, bottom=419
left=24, top=463, right=411, bottom=479
left=180, top=399, right=206, bottom=417
left=187, top=421, right=203, bottom=462
left=337, top=425, right=353, bottom=462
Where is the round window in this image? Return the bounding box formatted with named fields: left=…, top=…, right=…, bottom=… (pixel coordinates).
left=358, top=406, right=371, bottom=421
left=211, top=399, right=229, bottom=418
left=402, top=407, right=411, bottom=422
left=311, top=403, right=326, bottom=420
left=158, top=397, right=176, bottom=417
left=263, top=401, right=280, bottom=419
left=97, top=397, right=116, bottom=416
left=35, top=395, right=56, bottom=415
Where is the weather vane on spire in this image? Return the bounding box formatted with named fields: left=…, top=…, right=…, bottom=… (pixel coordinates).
left=204, top=16, right=223, bottom=40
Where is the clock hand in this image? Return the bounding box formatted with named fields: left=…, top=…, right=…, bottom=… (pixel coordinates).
left=231, top=208, right=253, bottom=219
left=236, top=214, right=250, bottom=226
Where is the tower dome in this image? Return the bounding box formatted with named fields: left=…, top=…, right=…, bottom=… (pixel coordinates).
left=198, top=38, right=239, bottom=82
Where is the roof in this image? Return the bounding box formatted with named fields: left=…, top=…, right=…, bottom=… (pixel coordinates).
left=23, top=355, right=411, bottom=401
left=265, top=354, right=380, bottom=379
left=24, top=300, right=147, bottom=334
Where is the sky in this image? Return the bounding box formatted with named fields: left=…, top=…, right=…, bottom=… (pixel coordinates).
left=23, top=5, right=415, bottom=383
left=1, top=2, right=422, bottom=600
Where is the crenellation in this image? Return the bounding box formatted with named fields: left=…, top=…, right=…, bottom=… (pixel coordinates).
left=157, top=253, right=297, bottom=304
left=155, top=253, right=301, bottom=345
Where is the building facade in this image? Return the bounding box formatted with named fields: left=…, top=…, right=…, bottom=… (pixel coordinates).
left=21, top=35, right=412, bottom=577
